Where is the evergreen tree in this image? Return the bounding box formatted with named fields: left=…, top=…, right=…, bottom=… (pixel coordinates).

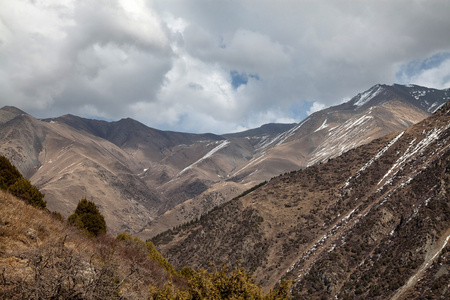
left=0, top=156, right=22, bottom=189
left=9, top=177, right=46, bottom=208
left=0, top=155, right=46, bottom=208
left=68, top=197, right=106, bottom=236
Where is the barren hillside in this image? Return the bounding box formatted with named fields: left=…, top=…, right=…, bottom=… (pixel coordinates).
left=138, top=84, right=449, bottom=239
left=153, top=101, right=450, bottom=299
left=0, top=84, right=448, bottom=237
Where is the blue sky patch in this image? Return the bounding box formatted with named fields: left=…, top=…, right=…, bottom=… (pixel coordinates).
left=230, top=71, right=259, bottom=89
left=396, top=52, right=450, bottom=81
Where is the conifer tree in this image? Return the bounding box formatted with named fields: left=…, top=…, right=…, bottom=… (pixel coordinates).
left=68, top=197, right=106, bottom=236
left=0, top=155, right=46, bottom=208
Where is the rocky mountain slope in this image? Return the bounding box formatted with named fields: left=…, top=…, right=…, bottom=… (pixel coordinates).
left=138, top=84, right=449, bottom=238
left=225, top=84, right=448, bottom=181
left=0, top=84, right=448, bottom=236
left=0, top=111, right=160, bottom=233
left=152, top=101, right=450, bottom=299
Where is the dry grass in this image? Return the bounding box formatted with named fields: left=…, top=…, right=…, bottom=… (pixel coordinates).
left=0, top=190, right=172, bottom=299
left=0, top=190, right=63, bottom=253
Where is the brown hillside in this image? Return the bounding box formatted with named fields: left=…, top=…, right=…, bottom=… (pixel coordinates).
left=0, top=84, right=448, bottom=239
left=0, top=190, right=173, bottom=299
left=0, top=189, right=293, bottom=299
left=138, top=84, right=448, bottom=239
left=153, top=101, right=450, bottom=299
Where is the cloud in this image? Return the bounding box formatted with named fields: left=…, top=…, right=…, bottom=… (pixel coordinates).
left=396, top=52, right=450, bottom=89
left=307, top=102, right=326, bottom=116
left=1, top=0, right=450, bottom=133
left=0, top=0, right=171, bottom=113
left=215, top=29, right=293, bottom=76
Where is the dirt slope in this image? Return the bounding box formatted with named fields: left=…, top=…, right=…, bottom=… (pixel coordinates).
left=153, top=101, right=450, bottom=299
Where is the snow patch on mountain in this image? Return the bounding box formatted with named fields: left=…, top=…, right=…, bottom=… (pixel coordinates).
left=429, top=101, right=446, bottom=113
left=410, top=89, right=427, bottom=100
left=287, top=206, right=359, bottom=280
left=377, top=124, right=450, bottom=188
left=231, top=152, right=267, bottom=177
left=254, top=118, right=310, bottom=151
left=314, top=119, right=328, bottom=132
left=179, top=140, right=230, bottom=175
left=307, top=114, right=375, bottom=166
left=354, top=85, right=383, bottom=107
left=343, top=131, right=404, bottom=188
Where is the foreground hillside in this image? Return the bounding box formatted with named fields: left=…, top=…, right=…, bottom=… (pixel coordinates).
left=0, top=188, right=291, bottom=299
left=153, top=101, right=450, bottom=299
left=0, top=189, right=174, bottom=298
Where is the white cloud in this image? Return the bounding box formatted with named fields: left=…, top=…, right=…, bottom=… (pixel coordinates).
left=413, top=60, right=450, bottom=89
left=307, top=102, right=326, bottom=116
left=1, top=0, right=450, bottom=133
left=396, top=54, right=450, bottom=89
left=194, top=28, right=293, bottom=77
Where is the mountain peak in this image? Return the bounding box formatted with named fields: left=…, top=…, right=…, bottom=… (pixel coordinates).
left=0, top=105, right=26, bottom=114
left=352, top=84, right=386, bottom=107
left=349, top=83, right=449, bottom=113
left=0, top=106, right=27, bottom=124
left=0, top=106, right=28, bottom=124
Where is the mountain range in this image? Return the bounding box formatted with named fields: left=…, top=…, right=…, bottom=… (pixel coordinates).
left=0, top=83, right=448, bottom=237
left=152, top=100, right=450, bottom=299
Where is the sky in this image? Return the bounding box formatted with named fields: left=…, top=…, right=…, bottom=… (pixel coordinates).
left=1, top=0, right=450, bottom=134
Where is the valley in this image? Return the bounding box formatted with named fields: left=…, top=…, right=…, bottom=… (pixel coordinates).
left=0, top=84, right=449, bottom=298
left=0, top=84, right=448, bottom=237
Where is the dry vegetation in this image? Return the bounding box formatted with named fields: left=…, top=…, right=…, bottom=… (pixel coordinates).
left=0, top=189, right=292, bottom=299
left=0, top=190, right=174, bottom=299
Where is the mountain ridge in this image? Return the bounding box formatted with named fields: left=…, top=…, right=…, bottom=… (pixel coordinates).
left=0, top=83, right=448, bottom=237
left=152, top=101, right=450, bottom=299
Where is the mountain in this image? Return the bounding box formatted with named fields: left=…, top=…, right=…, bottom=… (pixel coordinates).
left=0, top=112, right=46, bottom=178
left=0, top=84, right=448, bottom=237
left=0, top=112, right=161, bottom=233
left=0, top=106, right=27, bottom=124
left=223, top=123, right=297, bottom=139
left=43, top=114, right=228, bottom=212
left=44, top=114, right=225, bottom=162
left=225, top=84, right=448, bottom=182
left=152, top=101, right=450, bottom=299
left=137, top=84, right=449, bottom=239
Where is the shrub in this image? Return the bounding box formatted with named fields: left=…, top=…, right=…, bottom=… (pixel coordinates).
left=117, top=232, right=176, bottom=275
left=0, top=156, right=22, bottom=188
left=149, top=264, right=292, bottom=299
left=50, top=211, right=64, bottom=222
left=0, top=156, right=46, bottom=208
left=9, top=177, right=46, bottom=208
left=68, top=197, right=106, bottom=236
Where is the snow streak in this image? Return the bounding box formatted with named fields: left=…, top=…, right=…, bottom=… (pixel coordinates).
left=314, top=119, right=328, bottom=132
left=343, top=131, right=404, bottom=188
left=354, top=85, right=382, bottom=107
left=179, top=140, right=230, bottom=175
left=377, top=125, right=449, bottom=188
